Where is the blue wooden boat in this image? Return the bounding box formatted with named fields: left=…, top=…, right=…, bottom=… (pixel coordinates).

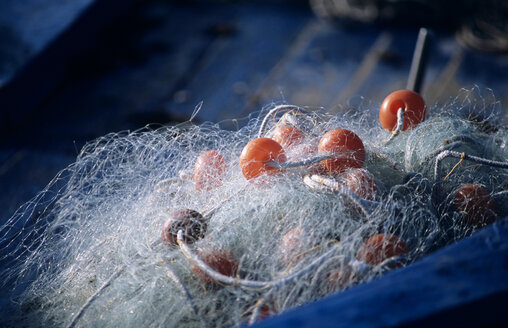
left=1, top=1, right=507, bottom=327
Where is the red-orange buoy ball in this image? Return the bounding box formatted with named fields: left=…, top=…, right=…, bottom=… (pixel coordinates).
left=280, top=227, right=309, bottom=266
left=326, top=265, right=355, bottom=293
left=191, top=249, right=238, bottom=284
left=357, top=233, right=409, bottom=266
left=258, top=305, right=276, bottom=321
left=271, top=125, right=304, bottom=149
left=342, top=168, right=377, bottom=200
left=240, top=138, right=286, bottom=180
left=379, top=89, right=426, bottom=131
left=193, top=150, right=226, bottom=191
left=454, top=184, right=498, bottom=227
left=161, top=209, right=207, bottom=246
left=318, top=129, right=365, bottom=175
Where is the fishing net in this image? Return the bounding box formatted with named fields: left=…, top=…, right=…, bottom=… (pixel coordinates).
left=0, top=87, right=507, bottom=328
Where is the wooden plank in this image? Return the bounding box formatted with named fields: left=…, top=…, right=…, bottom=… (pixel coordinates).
left=5, top=2, right=309, bottom=152
left=0, top=0, right=94, bottom=85
left=422, top=34, right=508, bottom=121
left=238, top=22, right=383, bottom=116
left=162, top=2, right=313, bottom=126
left=0, top=0, right=139, bottom=139
left=0, top=150, right=74, bottom=224
left=244, top=24, right=508, bottom=120
left=0, top=0, right=93, bottom=54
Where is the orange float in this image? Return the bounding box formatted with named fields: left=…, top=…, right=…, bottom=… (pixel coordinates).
left=318, top=129, right=365, bottom=175
left=357, top=233, right=409, bottom=266
left=193, top=150, right=226, bottom=191
left=240, top=138, right=286, bottom=180
left=258, top=305, right=276, bottom=321
left=191, top=249, right=238, bottom=284
left=161, top=209, right=207, bottom=246
left=454, top=184, right=498, bottom=227
left=271, top=125, right=304, bottom=149
left=379, top=89, right=426, bottom=131
left=280, top=227, right=308, bottom=266
left=342, top=168, right=377, bottom=200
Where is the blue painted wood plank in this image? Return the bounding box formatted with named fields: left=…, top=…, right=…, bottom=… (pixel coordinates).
left=250, top=218, right=508, bottom=328
left=331, top=28, right=416, bottom=109
left=239, top=23, right=508, bottom=119
left=237, top=22, right=384, bottom=116
left=0, top=0, right=93, bottom=55
left=0, top=150, right=74, bottom=224
left=0, top=0, right=94, bottom=85
left=4, top=2, right=294, bottom=152
left=0, top=0, right=139, bottom=137
left=335, top=30, right=508, bottom=116
left=162, top=2, right=312, bottom=125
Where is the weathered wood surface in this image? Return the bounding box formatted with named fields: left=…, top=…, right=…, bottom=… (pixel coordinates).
left=0, top=0, right=94, bottom=85
left=0, top=0, right=138, bottom=135
left=0, top=0, right=507, bottom=326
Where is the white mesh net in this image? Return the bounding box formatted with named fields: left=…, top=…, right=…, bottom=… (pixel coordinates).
left=0, top=87, right=506, bottom=328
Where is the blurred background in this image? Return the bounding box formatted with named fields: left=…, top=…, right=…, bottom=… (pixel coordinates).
left=0, top=1, right=507, bottom=325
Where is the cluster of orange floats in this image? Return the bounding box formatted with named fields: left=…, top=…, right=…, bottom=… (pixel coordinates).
left=161, top=89, right=500, bottom=302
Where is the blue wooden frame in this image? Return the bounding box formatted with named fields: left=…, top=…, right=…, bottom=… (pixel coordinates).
left=0, top=0, right=138, bottom=135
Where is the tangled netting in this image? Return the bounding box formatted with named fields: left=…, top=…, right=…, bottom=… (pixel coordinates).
left=1, top=88, right=507, bottom=328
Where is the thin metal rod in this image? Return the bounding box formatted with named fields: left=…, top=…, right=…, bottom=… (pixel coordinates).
left=407, top=28, right=430, bottom=93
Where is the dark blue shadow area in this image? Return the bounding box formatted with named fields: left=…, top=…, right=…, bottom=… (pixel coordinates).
left=0, top=0, right=139, bottom=138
